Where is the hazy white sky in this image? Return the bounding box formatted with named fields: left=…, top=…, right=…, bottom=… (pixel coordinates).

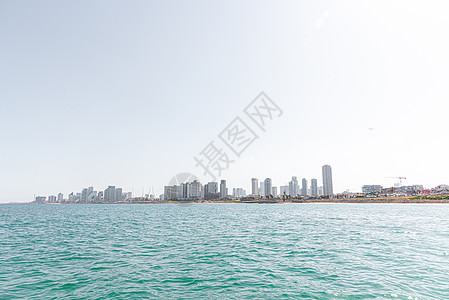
left=1, top=0, right=448, bottom=202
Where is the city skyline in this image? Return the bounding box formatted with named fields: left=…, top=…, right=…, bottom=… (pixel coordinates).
left=1, top=1, right=449, bottom=203
left=31, top=163, right=448, bottom=203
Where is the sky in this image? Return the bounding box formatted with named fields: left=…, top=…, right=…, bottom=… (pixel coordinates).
left=1, top=0, right=448, bottom=202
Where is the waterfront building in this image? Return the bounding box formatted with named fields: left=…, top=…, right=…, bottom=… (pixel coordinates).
left=181, top=182, right=190, bottom=199
left=289, top=176, right=299, bottom=196
left=81, top=186, right=94, bottom=202
left=302, top=178, right=308, bottom=196
left=115, top=188, right=123, bottom=202
left=401, top=185, right=424, bottom=195
left=280, top=185, right=289, bottom=196
left=272, top=186, right=277, bottom=196
left=264, top=178, right=272, bottom=197
left=176, top=185, right=183, bottom=199
left=164, top=186, right=173, bottom=200
left=220, top=180, right=227, bottom=199
left=318, top=186, right=323, bottom=196
left=87, top=191, right=97, bottom=202
left=35, top=196, right=46, bottom=203
left=48, top=195, right=56, bottom=203
left=164, top=185, right=181, bottom=200
left=311, top=179, right=318, bottom=196
left=81, top=188, right=88, bottom=202
left=104, top=186, right=116, bottom=202
left=259, top=182, right=265, bottom=197
left=189, top=180, right=202, bottom=199
left=57, top=193, right=63, bottom=202
left=204, top=182, right=219, bottom=200
left=251, top=178, right=259, bottom=196
left=322, top=165, right=334, bottom=196
left=362, top=185, right=383, bottom=194
left=233, top=188, right=246, bottom=198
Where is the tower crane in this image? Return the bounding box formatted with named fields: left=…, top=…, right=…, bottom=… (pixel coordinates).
left=386, top=176, right=407, bottom=187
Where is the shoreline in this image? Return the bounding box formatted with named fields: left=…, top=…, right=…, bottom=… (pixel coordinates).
left=16, top=196, right=449, bottom=205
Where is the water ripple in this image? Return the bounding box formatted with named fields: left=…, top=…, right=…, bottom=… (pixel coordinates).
left=1, top=204, right=449, bottom=299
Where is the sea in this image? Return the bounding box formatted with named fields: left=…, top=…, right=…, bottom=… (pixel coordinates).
left=1, top=203, right=449, bottom=299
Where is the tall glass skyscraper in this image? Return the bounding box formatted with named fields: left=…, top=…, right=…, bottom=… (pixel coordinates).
left=220, top=180, right=227, bottom=198
left=311, top=179, right=318, bottom=196
left=322, top=165, right=333, bottom=196
left=251, top=178, right=259, bottom=196
left=289, top=176, right=299, bottom=196
left=301, top=178, right=308, bottom=196
left=264, top=178, right=272, bottom=197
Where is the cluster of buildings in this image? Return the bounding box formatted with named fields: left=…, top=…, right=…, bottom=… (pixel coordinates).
left=34, top=185, right=133, bottom=204
left=162, top=165, right=334, bottom=200
left=360, top=184, right=449, bottom=197
left=35, top=163, right=447, bottom=203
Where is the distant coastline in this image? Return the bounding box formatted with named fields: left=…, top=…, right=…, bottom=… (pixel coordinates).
left=18, top=196, right=449, bottom=205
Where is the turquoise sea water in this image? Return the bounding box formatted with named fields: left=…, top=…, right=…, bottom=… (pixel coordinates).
left=1, top=204, right=449, bottom=299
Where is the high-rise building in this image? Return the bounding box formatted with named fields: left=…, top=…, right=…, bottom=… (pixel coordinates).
left=204, top=182, right=219, bottom=200
left=87, top=191, right=97, bottom=202
left=104, top=186, right=116, bottom=202
left=322, top=165, right=334, bottom=196
left=164, top=185, right=177, bottom=200
left=189, top=180, right=202, bottom=199
left=220, top=180, right=227, bottom=198
left=318, top=186, right=323, bottom=195
left=289, top=176, right=299, bottom=196
left=57, top=193, right=63, bottom=202
left=311, top=179, right=318, bottom=196
left=81, top=188, right=88, bottom=202
left=251, top=178, right=259, bottom=196
left=272, top=186, right=277, bottom=196
left=81, top=186, right=94, bottom=202
left=35, top=196, right=46, bottom=203
left=115, top=188, right=123, bottom=202
left=233, top=188, right=246, bottom=198
left=181, top=182, right=190, bottom=199
left=264, top=178, right=272, bottom=197
left=301, top=178, right=308, bottom=196
left=280, top=185, right=289, bottom=196
left=259, top=181, right=265, bottom=196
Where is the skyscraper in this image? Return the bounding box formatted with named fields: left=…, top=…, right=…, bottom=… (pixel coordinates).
left=189, top=180, right=202, bottom=199
left=233, top=188, right=246, bottom=197
left=322, top=165, right=334, bottom=196
left=289, top=176, right=299, bottom=196
left=311, top=179, right=318, bottom=196
left=251, top=178, right=259, bottom=196
left=104, top=186, right=116, bottom=202
left=181, top=182, right=190, bottom=199
left=301, top=178, right=308, bottom=196
left=259, top=181, right=265, bottom=196
left=204, top=182, right=219, bottom=200
left=220, top=180, right=227, bottom=198
left=272, top=186, right=277, bottom=196
left=264, top=178, right=272, bottom=197
left=280, top=185, right=289, bottom=196
left=318, top=186, right=323, bottom=196
left=115, top=188, right=122, bottom=202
